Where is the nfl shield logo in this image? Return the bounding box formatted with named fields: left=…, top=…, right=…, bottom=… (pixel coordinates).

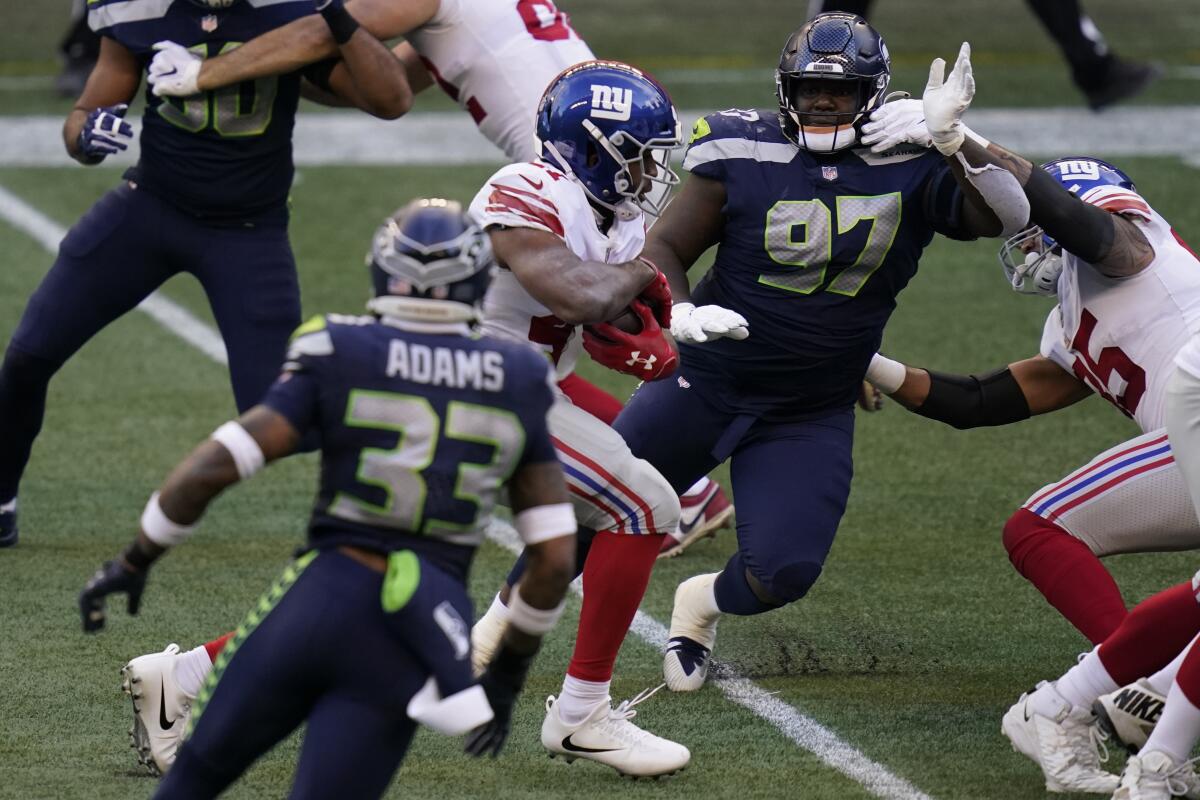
left=201, top=15, right=219, bottom=32
left=821, top=166, right=838, bottom=181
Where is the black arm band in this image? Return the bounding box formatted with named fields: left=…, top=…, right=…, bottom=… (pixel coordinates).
left=318, top=0, right=359, bottom=45
left=1024, top=166, right=1114, bottom=264
left=915, top=367, right=1031, bottom=430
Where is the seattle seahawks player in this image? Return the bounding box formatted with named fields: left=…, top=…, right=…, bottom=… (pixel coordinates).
left=0, top=0, right=409, bottom=548
left=78, top=198, right=576, bottom=797
left=607, top=13, right=1010, bottom=693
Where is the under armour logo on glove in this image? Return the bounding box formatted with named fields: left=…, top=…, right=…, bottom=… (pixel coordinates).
left=78, top=104, right=134, bottom=162
left=624, top=351, right=658, bottom=371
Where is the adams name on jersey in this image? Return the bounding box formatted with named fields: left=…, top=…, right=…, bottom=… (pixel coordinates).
left=677, top=109, right=973, bottom=422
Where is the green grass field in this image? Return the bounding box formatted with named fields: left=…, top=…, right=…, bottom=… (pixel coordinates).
left=2, top=0, right=1200, bottom=798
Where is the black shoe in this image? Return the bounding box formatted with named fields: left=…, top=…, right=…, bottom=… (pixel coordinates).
left=0, top=507, right=16, bottom=548
left=1084, top=58, right=1164, bottom=111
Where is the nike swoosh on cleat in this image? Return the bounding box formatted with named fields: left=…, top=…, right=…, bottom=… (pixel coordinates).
left=159, top=681, right=176, bottom=730
left=561, top=735, right=620, bottom=754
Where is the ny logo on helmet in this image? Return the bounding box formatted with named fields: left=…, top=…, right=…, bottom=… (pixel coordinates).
left=624, top=351, right=658, bottom=371
left=590, top=85, right=633, bottom=121
left=1059, top=160, right=1101, bottom=181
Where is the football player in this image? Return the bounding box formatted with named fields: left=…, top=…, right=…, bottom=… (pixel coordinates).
left=143, top=0, right=738, bottom=559
left=78, top=198, right=577, bottom=798
left=583, top=13, right=1010, bottom=695
left=0, top=0, right=410, bottom=548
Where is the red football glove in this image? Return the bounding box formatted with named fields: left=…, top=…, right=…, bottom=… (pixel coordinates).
left=636, top=260, right=672, bottom=329
left=583, top=299, right=678, bottom=381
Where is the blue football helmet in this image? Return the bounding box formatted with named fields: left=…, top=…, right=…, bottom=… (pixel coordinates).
left=776, top=13, right=891, bottom=152
left=1000, top=156, right=1137, bottom=295
left=367, top=199, right=495, bottom=323
left=535, top=60, right=682, bottom=220
left=185, top=0, right=239, bottom=8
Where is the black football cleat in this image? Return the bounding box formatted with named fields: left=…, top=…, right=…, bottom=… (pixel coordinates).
left=1085, top=58, right=1164, bottom=111
left=0, top=502, right=17, bottom=548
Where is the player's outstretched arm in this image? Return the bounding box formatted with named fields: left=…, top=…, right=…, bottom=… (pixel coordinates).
left=78, top=407, right=301, bottom=633
left=305, top=0, right=413, bottom=119
left=489, top=227, right=659, bottom=326
left=867, top=353, right=1089, bottom=429
left=465, top=460, right=575, bottom=757
left=182, top=0, right=436, bottom=93
left=63, top=37, right=140, bottom=165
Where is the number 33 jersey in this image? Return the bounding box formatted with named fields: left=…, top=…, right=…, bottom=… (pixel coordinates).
left=679, top=109, right=971, bottom=422
left=1040, top=186, right=1200, bottom=432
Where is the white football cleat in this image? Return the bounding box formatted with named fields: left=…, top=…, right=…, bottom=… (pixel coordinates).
left=541, top=688, right=690, bottom=778
left=1000, top=681, right=1119, bottom=794
left=664, top=573, right=720, bottom=692
left=121, top=644, right=192, bottom=775
left=470, top=597, right=509, bottom=678
left=1095, top=679, right=1166, bottom=753
left=658, top=482, right=734, bottom=559
left=1114, top=750, right=1200, bottom=800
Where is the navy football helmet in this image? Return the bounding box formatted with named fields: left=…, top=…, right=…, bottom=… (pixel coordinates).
left=367, top=199, right=494, bottom=323
left=1000, top=156, right=1138, bottom=295
left=776, top=13, right=890, bottom=152
left=185, top=0, right=240, bottom=8
left=535, top=60, right=682, bottom=220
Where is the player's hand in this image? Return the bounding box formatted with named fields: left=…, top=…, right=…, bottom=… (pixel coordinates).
left=79, top=559, right=147, bottom=633
left=584, top=300, right=679, bottom=380
left=670, top=302, right=749, bottom=344
left=78, top=104, right=133, bottom=162
left=861, top=98, right=931, bottom=154
left=923, top=42, right=975, bottom=156
left=857, top=380, right=884, bottom=412
left=464, top=650, right=530, bottom=757
left=148, top=41, right=202, bottom=97
left=637, top=267, right=673, bottom=328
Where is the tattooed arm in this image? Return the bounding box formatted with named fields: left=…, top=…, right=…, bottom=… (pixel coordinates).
left=957, top=139, right=1154, bottom=278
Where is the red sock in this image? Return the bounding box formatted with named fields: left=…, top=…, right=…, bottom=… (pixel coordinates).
left=203, top=631, right=235, bottom=663
left=1003, top=508, right=1127, bottom=643
left=567, top=532, right=663, bottom=682
left=1099, top=582, right=1200, bottom=684
left=558, top=373, right=624, bottom=425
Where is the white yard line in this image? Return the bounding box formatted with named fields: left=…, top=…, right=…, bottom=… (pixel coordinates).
left=0, top=183, right=936, bottom=800
left=2, top=106, right=1200, bottom=167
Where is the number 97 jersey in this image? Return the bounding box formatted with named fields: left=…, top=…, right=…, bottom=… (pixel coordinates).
left=679, top=109, right=971, bottom=422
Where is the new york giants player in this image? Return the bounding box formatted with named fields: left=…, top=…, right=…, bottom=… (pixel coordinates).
left=145, top=0, right=738, bottom=557
left=0, top=0, right=409, bottom=548
left=598, top=13, right=1007, bottom=693
left=78, top=198, right=577, bottom=797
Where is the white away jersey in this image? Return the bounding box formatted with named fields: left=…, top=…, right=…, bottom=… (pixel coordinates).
left=469, top=160, right=647, bottom=378
left=407, top=0, right=594, bottom=161
left=1040, top=185, right=1200, bottom=432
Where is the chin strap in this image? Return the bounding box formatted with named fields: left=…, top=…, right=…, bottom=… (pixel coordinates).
left=366, top=296, right=478, bottom=324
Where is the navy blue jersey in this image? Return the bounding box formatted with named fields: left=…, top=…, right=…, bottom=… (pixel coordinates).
left=679, top=109, right=971, bottom=421
left=89, top=0, right=316, bottom=222
left=261, top=315, right=558, bottom=578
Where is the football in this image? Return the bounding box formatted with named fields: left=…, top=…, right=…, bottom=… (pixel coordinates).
left=587, top=306, right=642, bottom=337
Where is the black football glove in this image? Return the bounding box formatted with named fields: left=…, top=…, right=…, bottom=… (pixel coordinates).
left=463, top=644, right=535, bottom=758
left=79, top=559, right=147, bottom=633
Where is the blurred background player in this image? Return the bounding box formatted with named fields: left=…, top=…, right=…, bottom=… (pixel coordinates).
left=78, top=198, right=577, bottom=797
left=809, top=0, right=1160, bottom=110
left=609, top=13, right=1008, bottom=694
left=55, top=0, right=99, bottom=97
left=0, top=0, right=410, bottom=549
left=145, top=0, right=737, bottom=558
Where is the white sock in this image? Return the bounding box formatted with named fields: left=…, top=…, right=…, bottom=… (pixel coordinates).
left=1143, top=679, right=1200, bottom=765
left=488, top=592, right=512, bottom=618
left=174, top=645, right=214, bottom=701
left=0, top=498, right=15, bottom=513
left=1144, top=636, right=1198, bottom=696
left=681, top=477, right=710, bottom=499
left=556, top=675, right=610, bottom=726
left=1054, top=647, right=1119, bottom=710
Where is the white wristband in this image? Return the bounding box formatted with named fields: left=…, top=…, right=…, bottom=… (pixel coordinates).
left=211, top=421, right=265, bottom=480
left=140, top=491, right=197, bottom=547
left=865, top=353, right=907, bottom=394
left=508, top=587, right=566, bottom=635
left=514, top=502, right=576, bottom=545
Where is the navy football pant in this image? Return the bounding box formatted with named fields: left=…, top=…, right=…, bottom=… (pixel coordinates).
left=614, top=376, right=854, bottom=614
left=158, top=549, right=474, bottom=799
left=0, top=184, right=299, bottom=501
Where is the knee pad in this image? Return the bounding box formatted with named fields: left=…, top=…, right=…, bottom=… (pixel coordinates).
left=752, top=559, right=824, bottom=606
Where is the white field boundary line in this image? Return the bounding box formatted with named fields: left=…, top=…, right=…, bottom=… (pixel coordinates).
left=3, top=106, right=1200, bottom=166
left=0, top=183, right=934, bottom=800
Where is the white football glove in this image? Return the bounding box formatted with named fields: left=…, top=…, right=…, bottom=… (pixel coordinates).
left=923, top=42, right=975, bottom=156
left=147, top=41, right=202, bottom=98
left=670, top=302, right=749, bottom=344
left=860, top=98, right=931, bottom=154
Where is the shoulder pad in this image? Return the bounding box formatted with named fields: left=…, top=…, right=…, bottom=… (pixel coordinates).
left=852, top=143, right=931, bottom=166
left=684, top=111, right=796, bottom=172
left=470, top=162, right=568, bottom=239
left=1078, top=185, right=1153, bottom=222
left=285, top=315, right=335, bottom=362
left=88, top=0, right=170, bottom=33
